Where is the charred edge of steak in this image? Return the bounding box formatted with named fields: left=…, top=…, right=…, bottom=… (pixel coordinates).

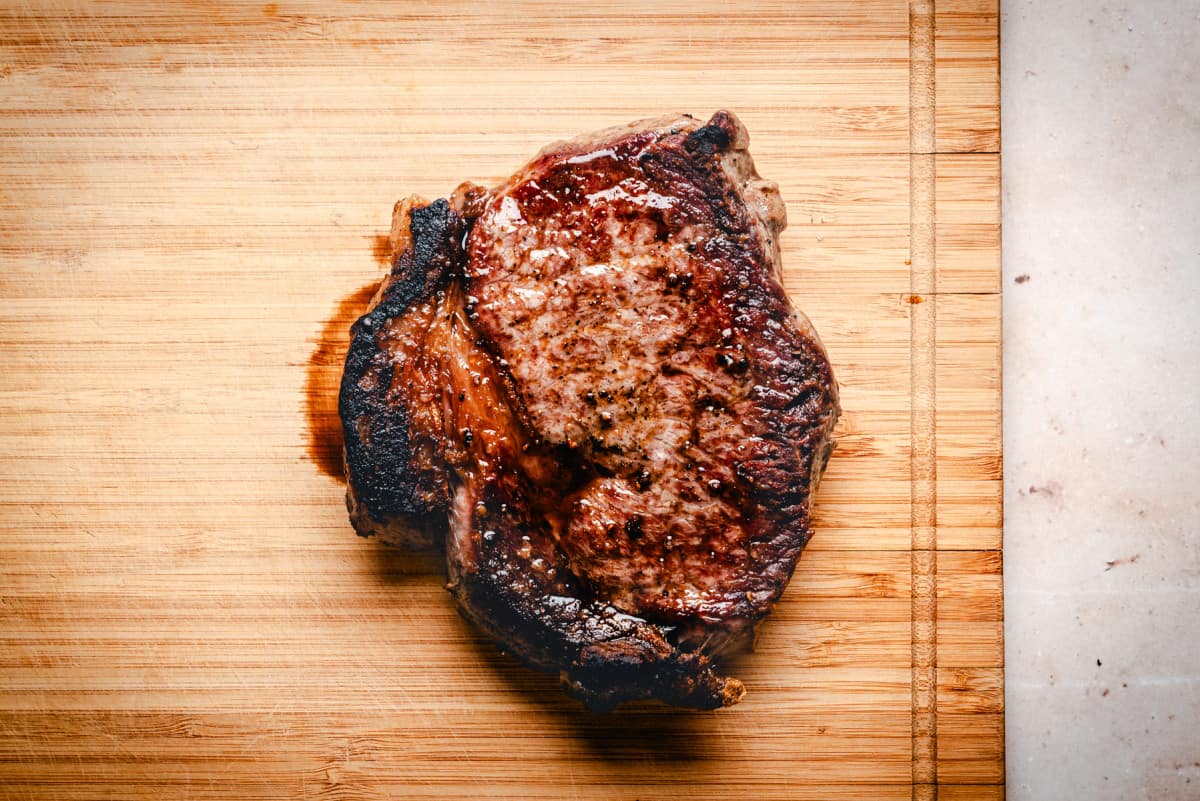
left=339, top=199, right=463, bottom=530
left=447, top=483, right=744, bottom=711
left=663, top=113, right=840, bottom=566
left=454, top=572, right=744, bottom=711
left=683, top=120, right=731, bottom=156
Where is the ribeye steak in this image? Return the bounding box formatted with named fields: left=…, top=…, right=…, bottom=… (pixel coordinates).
left=339, top=111, right=839, bottom=710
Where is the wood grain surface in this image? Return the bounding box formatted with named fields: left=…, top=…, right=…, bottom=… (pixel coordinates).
left=0, top=1, right=1002, bottom=798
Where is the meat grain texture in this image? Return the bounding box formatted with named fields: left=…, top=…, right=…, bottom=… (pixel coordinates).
left=339, top=111, right=839, bottom=710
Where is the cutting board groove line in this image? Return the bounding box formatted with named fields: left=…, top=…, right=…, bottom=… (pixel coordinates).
left=908, top=1, right=939, bottom=798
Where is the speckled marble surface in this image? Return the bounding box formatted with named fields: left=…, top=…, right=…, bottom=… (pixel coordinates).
left=1001, top=1, right=1200, bottom=797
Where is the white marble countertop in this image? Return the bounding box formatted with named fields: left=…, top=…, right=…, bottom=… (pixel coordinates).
left=1001, top=1, right=1200, bottom=797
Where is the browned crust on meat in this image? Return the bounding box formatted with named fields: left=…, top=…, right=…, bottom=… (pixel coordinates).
left=339, top=199, right=463, bottom=547
left=465, top=111, right=839, bottom=654
left=339, top=111, right=838, bottom=709
left=446, top=477, right=743, bottom=711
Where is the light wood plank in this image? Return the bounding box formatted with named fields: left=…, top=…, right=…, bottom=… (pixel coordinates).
left=0, top=0, right=1002, bottom=796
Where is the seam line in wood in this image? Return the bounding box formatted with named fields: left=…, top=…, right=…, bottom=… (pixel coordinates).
left=909, top=0, right=938, bottom=799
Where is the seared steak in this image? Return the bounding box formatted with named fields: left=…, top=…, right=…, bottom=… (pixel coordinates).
left=339, top=111, right=839, bottom=710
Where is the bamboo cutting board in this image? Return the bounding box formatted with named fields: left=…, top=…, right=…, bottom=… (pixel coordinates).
left=0, top=2, right=1001, bottom=798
